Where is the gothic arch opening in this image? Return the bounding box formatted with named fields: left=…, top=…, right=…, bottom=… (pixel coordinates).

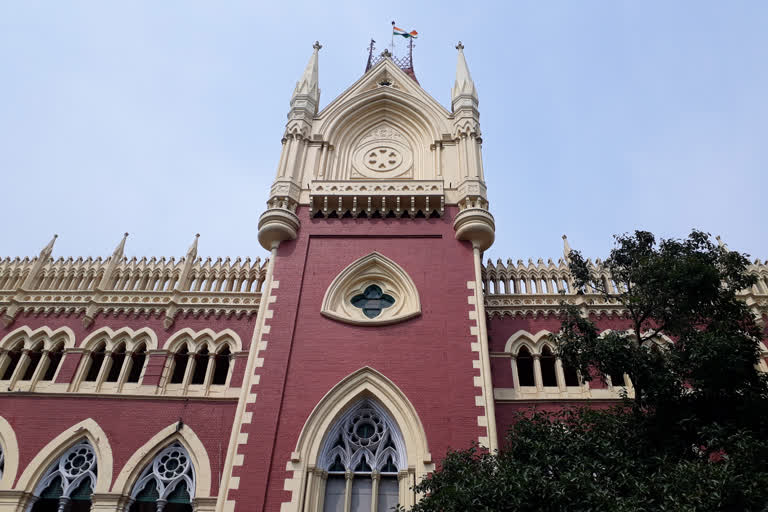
left=281, top=367, right=432, bottom=512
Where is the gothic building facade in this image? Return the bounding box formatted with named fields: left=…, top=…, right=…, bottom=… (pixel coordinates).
left=0, top=42, right=766, bottom=512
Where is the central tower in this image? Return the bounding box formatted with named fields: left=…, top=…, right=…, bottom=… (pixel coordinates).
left=219, top=41, right=497, bottom=512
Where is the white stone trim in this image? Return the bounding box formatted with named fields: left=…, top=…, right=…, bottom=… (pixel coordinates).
left=112, top=423, right=213, bottom=499
left=279, top=367, right=433, bottom=512
left=15, top=418, right=113, bottom=495
left=0, top=416, right=19, bottom=490
left=320, top=252, right=420, bottom=326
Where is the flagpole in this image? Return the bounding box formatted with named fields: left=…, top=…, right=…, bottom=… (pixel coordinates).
left=391, top=20, right=395, bottom=55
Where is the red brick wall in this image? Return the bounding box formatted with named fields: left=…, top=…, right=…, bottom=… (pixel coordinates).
left=228, top=206, right=486, bottom=511
left=0, top=311, right=255, bottom=494
left=0, top=394, right=236, bottom=494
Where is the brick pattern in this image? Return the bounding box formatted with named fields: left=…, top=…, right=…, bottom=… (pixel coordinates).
left=222, top=280, right=279, bottom=512
left=467, top=281, right=490, bottom=447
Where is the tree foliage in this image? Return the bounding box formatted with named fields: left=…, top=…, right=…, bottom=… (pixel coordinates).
left=404, top=231, right=768, bottom=511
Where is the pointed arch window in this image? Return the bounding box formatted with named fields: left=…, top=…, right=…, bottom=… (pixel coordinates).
left=128, top=442, right=195, bottom=512
left=20, top=342, right=44, bottom=381
left=42, top=343, right=64, bottom=382
left=516, top=347, right=535, bottom=387
left=127, top=344, right=147, bottom=384
left=106, top=343, right=127, bottom=383
left=170, top=346, right=189, bottom=384
left=212, top=346, right=231, bottom=386
left=318, top=399, right=405, bottom=512
left=1, top=342, right=23, bottom=381
left=540, top=346, right=558, bottom=387
left=85, top=343, right=106, bottom=382
left=30, top=440, right=96, bottom=512
left=191, top=347, right=209, bottom=385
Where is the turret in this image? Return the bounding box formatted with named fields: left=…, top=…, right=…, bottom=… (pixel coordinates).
left=451, top=42, right=494, bottom=251
left=258, top=43, right=322, bottom=251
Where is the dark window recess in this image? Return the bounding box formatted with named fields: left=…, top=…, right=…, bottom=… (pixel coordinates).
left=21, top=348, right=43, bottom=380
left=106, top=345, right=126, bottom=382
left=212, top=347, right=231, bottom=385
left=191, top=348, right=209, bottom=385
left=85, top=345, right=106, bottom=381
left=43, top=348, right=63, bottom=381
left=517, top=347, right=535, bottom=386
left=2, top=345, right=23, bottom=380
left=351, top=285, right=395, bottom=319
left=127, top=346, right=146, bottom=383
left=170, top=347, right=189, bottom=384
left=541, top=347, right=558, bottom=387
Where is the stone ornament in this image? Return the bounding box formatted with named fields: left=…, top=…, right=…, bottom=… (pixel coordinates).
left=130, top=442, right=196, bottom=505
left=32, top=440, right=97, bottom=501
left=321, top=252, right=421, bottom=326
left=318, top=399, right=406, bottom=473
left=351, top=124, right=413, bottom=179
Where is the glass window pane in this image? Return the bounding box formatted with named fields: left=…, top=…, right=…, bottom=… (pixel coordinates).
left=377, top=477, right=399, bottom=512
left=350, top=478, right=372, bottom=512
left=323, top=476, right=346, bottom=512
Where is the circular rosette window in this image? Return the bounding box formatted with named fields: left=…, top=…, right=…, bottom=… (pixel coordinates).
left=321, top=252, right=421, bottom=326
left=352, top=139, right=413, bottom=179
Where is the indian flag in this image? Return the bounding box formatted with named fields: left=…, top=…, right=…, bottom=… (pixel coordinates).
left=393, top=26, right=418, bottom=39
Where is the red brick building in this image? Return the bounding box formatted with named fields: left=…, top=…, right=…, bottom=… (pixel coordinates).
left=1, top=42, right=767, bottom=512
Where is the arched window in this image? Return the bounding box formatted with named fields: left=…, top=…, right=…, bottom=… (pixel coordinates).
left=127, top=344, right=147, bottom=384
left=191, top=347, right=209, bottom=385
left=85, top=343, right=106, bottom=382
left=319, top=400, right=405, bottom=512
left=30, top=440, right=96, bottom=512
left=516, top=347, right=535, bottom=387
left=42, top=343, right=64, bottom=382
left=1, top=342, right=23, bottom=380
left=540, top=346, right=558, bottom=387
left=128, top=442, right=195, bottom=512
left=212, top=346, right=231, bottom=386
left=106, top=343, right=127, bottom=383
left=170, top=346, right=189, bottom=384
left=21, top=342, right=44, bottom=381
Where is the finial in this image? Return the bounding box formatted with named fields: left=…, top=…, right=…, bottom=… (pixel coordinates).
left=562, top=234, right=572, bottom=258
left=123, top=232, right=129, bottom=238
left=456, top=41, right=464, bottom=51
left=716, top=235, right=728, bottom=250
left=381, top=49, right=392, bottom=58
left=313, top=41, right=322, bottom=51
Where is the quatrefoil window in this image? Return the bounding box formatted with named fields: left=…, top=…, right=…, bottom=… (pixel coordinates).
left=351, top=285, right=395, bottom=319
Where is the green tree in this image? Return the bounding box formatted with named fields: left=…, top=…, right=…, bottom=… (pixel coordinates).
left=403, top=231, right=768, bottom=511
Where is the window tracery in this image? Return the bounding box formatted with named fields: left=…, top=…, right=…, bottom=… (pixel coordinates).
left=128, top=442, right=195, bottom=512
left=30, top=440, right=96, bottom=512
left=321, top=252, right=420, bottom=326
left=318, top=399, right=405, bottom=512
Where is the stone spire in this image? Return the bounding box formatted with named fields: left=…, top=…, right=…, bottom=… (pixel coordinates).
left=98, top=232, right=129, bottom=289
left=562, top=234, right=572, bottom=259
left=291, top=41, right=322, bottom=117
left=21, top=234, right=58, bottom=289
left=178, top=233, right=200, bottom=289
left=451, top=41, right=478, bottom=109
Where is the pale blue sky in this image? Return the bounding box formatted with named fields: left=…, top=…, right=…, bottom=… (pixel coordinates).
left=1, top=1, right=766, bottom=263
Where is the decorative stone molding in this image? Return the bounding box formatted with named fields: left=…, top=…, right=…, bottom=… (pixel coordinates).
left=0, top=245, right=268, bottom=326
left=308, top=180, right=444, bottom=219
left=320, top=252, right=420, bottom=326
left=257, top=206, right=300, bottom=251
left=453, top=206, right=495, bottom=251
left=350, top=123, right=413, bottom=179
left=482, top=257, right=768, bottom=317
left=280, top=367, right=432, bottom=512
